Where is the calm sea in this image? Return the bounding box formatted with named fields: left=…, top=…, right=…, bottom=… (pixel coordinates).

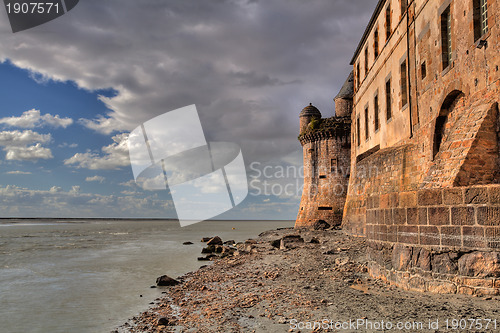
left=0, top=219, right=293, bottom=333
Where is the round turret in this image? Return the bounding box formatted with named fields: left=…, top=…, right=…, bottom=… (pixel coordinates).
left=299, top=103, right=321, bottom=133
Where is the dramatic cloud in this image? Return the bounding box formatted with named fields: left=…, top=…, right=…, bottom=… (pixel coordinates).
left=0, top=109, right=73, bottom=128
left=0, top=0, right=375, bottom=165
left=64, top=133, right=129, bottom=169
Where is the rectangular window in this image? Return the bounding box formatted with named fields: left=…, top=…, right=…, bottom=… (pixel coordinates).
left=374, top=95, right=380, bottom=131
left=401, top=0, right=407, bottom=16
left=374, top=28, right=379, bottom=59
left=386, top=79, right=392, bottom=121
left=331, top=158, right=338, bottom=173
left=441, top=7, right=452, bottom=70
left=364, top=107, right=369, bottom=140
left=386, top=5, right=392, bottom=42
left=357, top=117, right=361, bottom=146
left=364, top=48, right=369, bottom=76
left=400, top=60, right=408, bottom=107
left=421, top=61, right=427, bottom=79
left=474, top=0, right=489, bottom=40
left=356, top=63, right=360, bottom=89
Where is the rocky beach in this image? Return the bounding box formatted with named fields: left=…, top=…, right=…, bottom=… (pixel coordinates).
left=117, top=227, right=500, bottom=332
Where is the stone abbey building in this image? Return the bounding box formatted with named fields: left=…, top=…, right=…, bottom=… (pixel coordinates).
left=296, top=0, right=500, bottom=294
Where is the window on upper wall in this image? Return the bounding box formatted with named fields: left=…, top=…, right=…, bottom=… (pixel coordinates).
left=421, top=61, right=427, bottom=79
left=441, top=6, right=452, bottom=70
left=401, top=0, right=408, bottom=16
left=386, top=79, right=392, bottom=121
left=356, top=63, right=360, bottom=88
left=357, top=117, right=361, bottom=146
left=374, top=94, right=380, bottom=131
left=364, top=106, right=369, bottom=140
left=400, top=60, right=408, bottom=108
left=386, top=5, right=392, bottom=42
left=374, top=28, right=379, bottom=58
left=364, top=48, right=369, bottom=76
left=473, top=0, right=488, bottom=41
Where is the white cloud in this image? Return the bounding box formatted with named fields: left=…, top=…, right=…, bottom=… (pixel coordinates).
left=49, top=186, right=63, bottom=193
left=64, top=133, right=129, bottom=170
left=58, top=142, right=78, bottom=148
left=0, top=109, right=73, bottom=128
left=4, top=143, right=53, bottom=161
left=85, top=175, right=105, bottom=183
left=0, top=130, right=51, bottom=147
left=0, top=184, right=175, bottom=218
left=0, top=130, right=53, bottom=161
left=5, top=170, right=32, bottom=175
left=79, top=115, right=128, bottom=135
left=70, top=185, right=81, bottom=193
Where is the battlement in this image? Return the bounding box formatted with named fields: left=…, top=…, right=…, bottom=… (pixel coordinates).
left=298, top=116, right=351, bottom=145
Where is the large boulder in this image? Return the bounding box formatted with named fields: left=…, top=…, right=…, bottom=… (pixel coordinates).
left=280, top=235, right=304, bottom=249
left=156, top=275, right=180, bottom=286
left=207, top=236, right=223, bottom=245
left=313, top=220, right=330, bottom=230
left=458, top=252, right=500, bottom=278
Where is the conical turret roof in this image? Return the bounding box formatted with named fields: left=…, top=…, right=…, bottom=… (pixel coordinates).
left=300, top=103, right=321, bottom=118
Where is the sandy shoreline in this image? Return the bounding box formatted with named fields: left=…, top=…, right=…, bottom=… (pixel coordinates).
left=117, top=228, right=500, bottom=332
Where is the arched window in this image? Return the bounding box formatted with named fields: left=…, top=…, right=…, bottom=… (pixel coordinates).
left=433, top=90, right=463, bottom=159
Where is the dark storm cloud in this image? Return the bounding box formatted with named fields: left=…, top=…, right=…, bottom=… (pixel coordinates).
left=0, top=0, right=377, bottom=164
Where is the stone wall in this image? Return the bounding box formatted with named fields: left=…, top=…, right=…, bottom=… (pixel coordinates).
left=365, top=184, right=500, bottom=294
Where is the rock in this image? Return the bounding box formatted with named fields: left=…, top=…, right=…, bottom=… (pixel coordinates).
left=183, top=241, right=194, bottom=245
left=270, top=239, right=281, bottom=248
left=156, top=275, right=180, bottom=286
left=313, top=220, right=330, bottom=230
left=157, top=317, right=171, bottom=326
left=335, top=257, right=349, bottom=266
left=245, top=239, right=258, bottom=244
left=280, top=235, right=304, bottom=249
left=224, top=240, right=236, bottom=245
left=207, top=236, right=223, bottom=245
left=201, top=245, right=216, bottom=253
left=150, top=285, right=157, bottom=288
left=201, top=237, right=212, bottom=242
left=392, top=244, right=413, bottom=271
left=458, top=252, right=500, bottom=278
left=214, top=245, right=223, bottom=254
left=198, top=256, right=211, bottom=261
left=310, top=237, right=320, bottom=244
left=431, top=252, right=459, bottom=274
left=221, top=246, right=235, bottom=255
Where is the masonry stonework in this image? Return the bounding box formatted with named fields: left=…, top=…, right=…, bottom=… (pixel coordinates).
left=296, top=0, right=500, bottom=294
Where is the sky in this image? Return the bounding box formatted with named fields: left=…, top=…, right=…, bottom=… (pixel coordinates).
left=0, top=0, right=377, bottom=220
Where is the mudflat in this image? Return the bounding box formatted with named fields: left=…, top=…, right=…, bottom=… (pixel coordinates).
left=118, top=228, right=500, bottom=332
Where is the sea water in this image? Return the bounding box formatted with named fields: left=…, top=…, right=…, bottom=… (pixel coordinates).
left=0, top=219, right=293, bottom=333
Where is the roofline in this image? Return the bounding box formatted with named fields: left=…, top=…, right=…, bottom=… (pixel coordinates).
left=349, top=0, right=388, bottom=65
